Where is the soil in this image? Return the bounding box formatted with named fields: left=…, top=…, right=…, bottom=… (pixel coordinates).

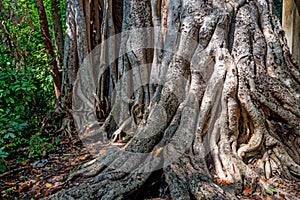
left=0, top=134, right=95, bottom=200
left=1, top=133, right=299, bottom=200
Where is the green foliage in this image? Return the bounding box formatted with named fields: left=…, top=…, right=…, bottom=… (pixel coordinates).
left=0, top=147, right=8, bottom=173
left=28, top=133, right=54, bottom=158
left=274, top=0, right=283, bottom=21
left=0, top=0, right=64, bottom=170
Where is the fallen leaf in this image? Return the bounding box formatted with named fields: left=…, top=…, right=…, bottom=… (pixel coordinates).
left=51, top=175, right=64, bottom=182
left=153, top=147, right=163, bottom=157
left=4, top=180, right=16, bottom=185
left=99, top=148, right=107, bottom=154
left=25, top=167, right=38, bottom=175
left=35, top=194, right=41, bottom=199
left=45, top=183, right=53, bottom=188
left=77, top=155, right=87, bottom=161
left=243, top=185, right=253, bottom=195
left=30, top=168, right=38, bottom=173
left=18, top=183, right=30, bottom=192
left=60, top=140, right=70, bottom=145
left=21, top=161, right=27, bottom=166
left=266, top=197, right=272, bottom=200
left=54, top=159, right=60, bottom=164
left=71, top=149, right=77, bottom=154
left=89, top=149, right=97, bottom=154
left=13, top=174, right=21, bottom=179
left=215, top=178, right=234, bottom=185
left=65, top=166, right=73, bottom=170
left=70, top=162, right=77, bottom=166
left=43, top=190, right=49, bottom=197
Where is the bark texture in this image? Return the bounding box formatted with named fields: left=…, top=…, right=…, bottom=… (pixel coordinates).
left=46, top=0, right=300, bottom=199
left=50, top=0, right=64, bottom=69
left=35, top=0, right=62, bottom=98
left=282, top=0, right=300, bottom=64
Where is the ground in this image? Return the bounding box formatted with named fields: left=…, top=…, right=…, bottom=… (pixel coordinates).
left=1, top=132, right=299, bottom=200
left=0, top=134, right=94, bottom=200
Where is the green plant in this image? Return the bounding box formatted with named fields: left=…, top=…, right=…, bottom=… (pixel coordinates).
left=0, top=0, right=58, bottom=170
left=28, top=133, right=54, bottom=158
left=0, top=147, right=9, bottom=173
left=0, top=147, right=9, bottom=159
left=3, top=187, right=14, bottom=195
left=54, top=136, right=61, bottom=145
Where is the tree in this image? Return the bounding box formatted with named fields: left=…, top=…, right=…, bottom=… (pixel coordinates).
left=0, top=0, right=56, bottom=164
left=47, top=0, right=300, bottom=199
left=35, top=0, right=62, bottom=98
left=50, top=0, right=65, bottom=69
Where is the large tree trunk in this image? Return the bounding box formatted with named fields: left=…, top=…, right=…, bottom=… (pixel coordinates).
left=46, top=0, right=300, bottom=199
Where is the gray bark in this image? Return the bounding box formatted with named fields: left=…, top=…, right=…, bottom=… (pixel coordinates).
left=50, top=0, right=64, bottom=69
left=45, top=0, right=300, bottom=199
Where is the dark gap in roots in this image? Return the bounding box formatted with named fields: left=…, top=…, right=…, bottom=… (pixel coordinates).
left=153, top=85, right=164, bottom=103
left=188, top=191, right=197, bottom=200
left=227, top=13, right=236, bottom=53
left=244, top=150, right=263, bottom=164
left=96, top=68, right=111, bottom=120
left=106, top=117, right=118, bottom=138
left=112, top=0, right=123, bottom=33
left=290, top=171, right=300, bottom=179
left=205, top=151, right=214, bottom=172
left=124, top=169, right=170, bottom=200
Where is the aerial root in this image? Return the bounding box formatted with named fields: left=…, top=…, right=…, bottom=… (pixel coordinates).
left=95, top=154, right=162, bottom=200
left=165, top=154, right=235, bottom=200
left=272, top=147, right=300, bottom=177
left=68, top=148, right=119, bottom=181
left=264, top=133, right=300, bottom=178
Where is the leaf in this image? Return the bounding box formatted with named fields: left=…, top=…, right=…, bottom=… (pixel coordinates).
left=0, top=164, right=6, bottom=172
left=60, top=140, right=70, bottom=145
left=65, top=166, right=73, bottom=170
left=42, top=190, right=49, bottom=197
left=51, top=175, right=64, bottom=182
left=89, top=149, right=97, bottom=154
left=54, top=159, right=60, bottom=163
left=153, top=147, right=163, bottom=157
left=42, top=150, right=47, bottom=157
left=77, top=155, right=87, bottom=161
left=243, top=185, right=253, bottom=195
left=0, top=147, right=9, bottom=158
left=18, top=183, right=30, bottom=192
left=45, top=183, right=53, bottom=188
left=215, top=178, right=234, bottom=185
left=21, top=161, right=27, bottom=166
left=4, top=180, right=16, bottom=185
left=30, top=168, right=38, bottom=173
left=266, top=197, right=272, bottom=200
left=4, top=132, right=15, bottom=139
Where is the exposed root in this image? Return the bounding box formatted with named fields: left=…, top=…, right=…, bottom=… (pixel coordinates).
left=54, top=0, right=300, bottom=199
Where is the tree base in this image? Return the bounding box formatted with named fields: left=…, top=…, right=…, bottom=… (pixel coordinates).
left=51, top=0, right=300, bottom=199
left=43, top=137, right=300, bottom=200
